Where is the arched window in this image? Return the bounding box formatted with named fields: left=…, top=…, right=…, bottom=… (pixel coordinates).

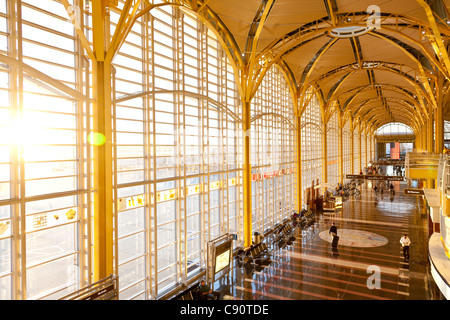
left=343, top=120, right=352, bottom=177
left=301, top=90, right=323, bottom=207
left=376, top=123, right=414, bottom=136
left=250, top=65, right=297, bottom=233
left=327, top=110, right=339, bottom=187
left=112, top=6, right=243, bottom=298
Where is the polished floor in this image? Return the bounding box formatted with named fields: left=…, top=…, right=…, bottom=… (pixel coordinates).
left=216, top=181, right=443, bottom=300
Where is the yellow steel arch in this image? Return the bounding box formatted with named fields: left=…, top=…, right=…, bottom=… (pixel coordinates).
left=257, top=12, right=449, bottom=85
left=307, top=65, right=432, bottom=122
left=358, top=101, right=421, bottom=129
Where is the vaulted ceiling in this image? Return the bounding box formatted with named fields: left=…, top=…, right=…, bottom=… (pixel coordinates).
left=180, top=0, right=450, bottom=133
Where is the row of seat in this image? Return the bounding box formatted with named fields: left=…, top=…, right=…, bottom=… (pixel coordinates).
left=171, top=282, right=201, bottom=300
left=236, top=241, right=271, bottom=266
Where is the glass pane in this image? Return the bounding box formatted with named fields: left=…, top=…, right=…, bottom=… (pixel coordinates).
left=118, top=232, right=146, bottom=264
left=26, top=224, right=76, bottom=266
left=118, top=256, right=146, bottom=290
left=0, top=275, right=11, bottom=300
left=118, top=207, right=145, bottom=238
left=26, top=254, right=78, bottom=300
left=0, top=238, right=11, bottom=274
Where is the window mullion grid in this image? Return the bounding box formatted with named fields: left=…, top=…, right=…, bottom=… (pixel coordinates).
left=74, top=2, right=90, bottom=288
left=6, top=0, right=20, bottom=300
left=219, top=49, right=228, bottom=237
left=202, top=21, right=210, bottom=244
left=17, top=0, right=27, bottom=299
left=175, top=10, right=186, bottom=285
left=149, top=13, right=158, bottom=299
left=142, top=11, right=152, bottom=300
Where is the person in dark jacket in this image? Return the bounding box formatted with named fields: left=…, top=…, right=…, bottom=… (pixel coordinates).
left=329, top=223, right=337, bottom=237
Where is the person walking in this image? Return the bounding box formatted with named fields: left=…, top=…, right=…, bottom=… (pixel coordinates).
left=329, top=222, right=337, bottom=237
left=400, top=234, right=411, bottom=261
left=329, top=223, right=339, bottom=247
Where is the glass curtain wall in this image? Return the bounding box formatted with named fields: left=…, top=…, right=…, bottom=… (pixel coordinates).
left=300, top=91, right=323, bottom=207
left=0, top=0, right=90, bottom=300
left=343, top=120, right=352, bottom=178
left=353, top=127, right=360, bottom=174
left=109, top=4, right=243, bottom=299
left=327, top=110, right=339, bottom=187
left=250, top=65, right=297, bottom=234
left=361, top=131, right=366, bottom=171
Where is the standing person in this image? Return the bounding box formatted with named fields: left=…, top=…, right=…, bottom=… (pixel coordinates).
left=400, top=234, right=411, bottom=261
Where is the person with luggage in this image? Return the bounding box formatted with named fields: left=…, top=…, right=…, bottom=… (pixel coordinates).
left=329, top=223, right=339, bottom=247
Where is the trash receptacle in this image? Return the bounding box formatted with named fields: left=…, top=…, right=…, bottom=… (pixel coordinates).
left=253, top=232, right=261, bottom=245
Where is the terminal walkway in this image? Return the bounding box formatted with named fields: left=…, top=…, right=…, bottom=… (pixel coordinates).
left=217, top=181, right=440, bottom=300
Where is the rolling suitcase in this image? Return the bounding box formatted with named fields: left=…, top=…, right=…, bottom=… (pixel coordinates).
left=332, top=235, right=339, bottom=247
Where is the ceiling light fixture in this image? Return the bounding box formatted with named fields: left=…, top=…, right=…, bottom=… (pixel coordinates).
left=329, top=26, right=372, bottom=38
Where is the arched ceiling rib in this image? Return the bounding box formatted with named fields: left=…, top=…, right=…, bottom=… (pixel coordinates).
left=181, top=0, right=450, bottom=130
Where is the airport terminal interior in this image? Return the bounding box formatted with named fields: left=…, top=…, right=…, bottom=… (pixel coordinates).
left=1, top=0, right=450, bottom=300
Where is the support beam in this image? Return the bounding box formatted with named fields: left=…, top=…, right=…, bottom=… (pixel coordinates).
left=244, top=0, right=275, bottom=101
left=350, top=119, right=354, bottom=174
left=61, top=0, right=95, bottom=60
left=242, top=100, right=252, bottom=247
left=365, top=129, right=368, bottom=170
left=358, top=122, right=362, bottom=174
left=338, top=110, right=344, bottom=184
left=297, top=115, right=302, bottom=210
left=417, top=0, right=450, bottom=78
left=92, top=1, right=114, bottom=281
left=422, top=123, right=427, bottom=152
left=416, top=129, right=422, bottom=151
left=436, top=103, right=444, bottom=153
left=436, top=75, right=446, bottom=153
left=324, top=0, right=338, bottom=26
left=322, top=121, right=328, bottom=190
left=427, top=111, right=434, bottom=153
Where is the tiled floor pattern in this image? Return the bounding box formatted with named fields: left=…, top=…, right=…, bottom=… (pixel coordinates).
left=219, top=181, right=440, bottom=300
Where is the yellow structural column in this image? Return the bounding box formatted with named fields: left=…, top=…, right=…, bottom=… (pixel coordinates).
left=436, top=106, right=444, bottom=153
left=415, top=130, right=420, bottom=151
left=242, top=100, right=252, bottom=247
left=338, top=111, right=344, bottom=184
left=296, top=115, right=302, bottom=211
left=436, top=74, right=447, bottom=154
left=427, top=112, right=434, bottom=153
left=92, top=1, right=114, bottom=281
left=350, top=119, right=354, bottom=174
left=358, top=122, right=362, bottom=174
left=323, top=121, right=328, bottom=188
left=364, top=129, right=368, bottom=170
left=427, top=113, right=434, bottom=188
left=422, top=123, right=428, bottom=153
